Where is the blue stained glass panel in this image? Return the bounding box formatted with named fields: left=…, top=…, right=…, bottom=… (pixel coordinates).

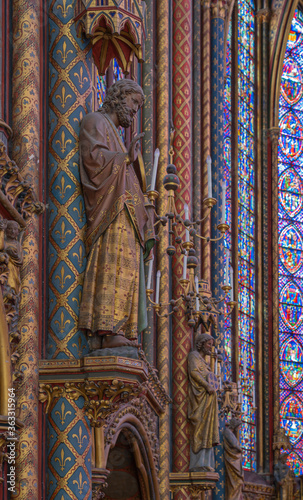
left=279, top=8, right=303, bottom=475
left=238, top=0, right=256, bottom=471
left=97, top=74, right=106, bottom=107
left=224, top=21, right=232, bottom=381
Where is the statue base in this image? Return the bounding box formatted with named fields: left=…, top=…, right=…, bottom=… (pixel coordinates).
left=86, top=346, right=139, bottom=359
left=170, top=471, right=219, bottom=497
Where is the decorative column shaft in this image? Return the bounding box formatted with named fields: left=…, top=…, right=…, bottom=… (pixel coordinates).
left=11, top=0, right=41, bottom=497
left=47, top=1, right=93, bottom=497
left=156, top=0, right=170, bottom=497
left=210, top=2, right=226, bottom=498
left=171, top=0, right=192, bottom=497
left=257, top=7, right=270, bottom=473
left=193, top=0, right=202, bottom=272
left=48, top=0, right=92, bottom=359
left=142, top=0, right=155, bottom=364
left=202, top=1, right=211, bottom=283
left=269, top=126, right=280, bottom=466
left=46, top=396, right=91, bottom=500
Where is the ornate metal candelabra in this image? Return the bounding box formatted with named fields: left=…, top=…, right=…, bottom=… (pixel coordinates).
left=145, top=129, right=237, bottom=329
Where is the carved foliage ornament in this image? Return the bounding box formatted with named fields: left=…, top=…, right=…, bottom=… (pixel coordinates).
left=0, top=219, right=24, bottom=384
left=210, top=0, right=232, bottom=19
left=39, top=379, right=143, bottom=427
left=0, top=141, right=44, bottom=221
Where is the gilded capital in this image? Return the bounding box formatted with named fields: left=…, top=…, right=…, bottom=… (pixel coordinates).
left=268, top=126, right=280, bottom=143
left=210, top=0, right=230, bottom=19
left=201, top=0, right=211, bottom=9
left=256, top=7, right=270, bottom=23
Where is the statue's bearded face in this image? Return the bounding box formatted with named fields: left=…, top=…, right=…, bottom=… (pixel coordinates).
left=6, top=223, right=19, bottom=240
left=116, top=92, right=143, bottom=128
left=200, top=339, right=213, bottom=356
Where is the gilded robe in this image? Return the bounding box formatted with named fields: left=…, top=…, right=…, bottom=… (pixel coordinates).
left=188, top=350, right=219, bottom=452
left=78, top=111, right=154, bottom=338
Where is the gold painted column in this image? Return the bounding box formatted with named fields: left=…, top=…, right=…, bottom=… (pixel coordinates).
left=11, top=0, right=41, bottom=497
left=156, top=0, right=170, bottom=497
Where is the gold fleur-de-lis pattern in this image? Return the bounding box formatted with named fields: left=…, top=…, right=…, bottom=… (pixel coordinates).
left=48, top=0, right=92, bottom=360
left=48, top=396, right=92, bottom=499
left=47, top=3, right=93, bottom=495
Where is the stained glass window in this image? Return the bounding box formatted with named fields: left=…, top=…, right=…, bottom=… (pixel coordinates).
left=96, top=74, right=107, bottom=108
left=278, top=8, right=303, bottom=476
left=96, top=58, right=124, bottom=108
left=224, top=21, right=232, bottom=381
left=238, top=0, right=256, bottom=471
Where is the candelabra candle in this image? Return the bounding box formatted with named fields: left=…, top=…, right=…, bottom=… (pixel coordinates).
left=237, top=381, right=241, bottom=403
left=195, top=275, right=199, bottom=311
left=230, top=266, right=234, bottom=302
left=182, top=252, right=188, bottom=280
left=225, top=249, right=229, bottom=286
left=252, top=384, right=256, bottom=408
left=156, top=270, right=161, bottom=304
left=244, top=352, right=247, bottom=378
left=206, top=155, right=212, bottom=198
left=184, top=203, right=190, bottom=242
left=150, top=148, right=160, bottom=191
left=147, top=256, right=153, bottom=290
left=221, top=181, right=226, bottom=223
left=215, top=348, right=218, bottom=375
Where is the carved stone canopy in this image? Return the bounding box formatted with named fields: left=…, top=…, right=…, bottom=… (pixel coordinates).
left=75, top=0, right=146, bottom=75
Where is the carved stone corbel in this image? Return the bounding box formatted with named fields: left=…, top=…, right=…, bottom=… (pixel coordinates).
left=210, top=0, right=231, bottom=19
left=75, top=0, right=147, bottom=75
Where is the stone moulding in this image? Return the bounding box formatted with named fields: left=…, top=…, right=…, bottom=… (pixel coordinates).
left=243, top=482, right=276, bottom=499
left=39, top=352, right=170, bottom=413
left=169, top=471, right=219, bottom=496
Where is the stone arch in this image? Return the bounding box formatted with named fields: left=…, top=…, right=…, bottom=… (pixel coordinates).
left=270, top=0, right=300, bottom=127
left=103, top=408, right=160, bottom=500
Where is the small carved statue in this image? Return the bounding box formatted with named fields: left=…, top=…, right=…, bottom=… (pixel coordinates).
left=188, top=333, right=219, bottom=471
left=78, top=79, right=155, bottom=350
left=274, top=452, right=296, bottom=500
left=223, top=417, right=244, bottom=500
left=0, top=220, right=23, bottom=295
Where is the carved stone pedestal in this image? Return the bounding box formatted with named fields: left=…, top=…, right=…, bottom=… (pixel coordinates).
left=170, top=471, right=219, bottom=499
left=40, top=352, right=169, bottom=500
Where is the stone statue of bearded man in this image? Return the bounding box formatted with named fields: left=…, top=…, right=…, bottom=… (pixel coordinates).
left=78, top=79, right=155, bottom=350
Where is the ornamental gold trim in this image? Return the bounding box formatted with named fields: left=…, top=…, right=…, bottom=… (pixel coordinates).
left=39, top=379, right=143, bottom=427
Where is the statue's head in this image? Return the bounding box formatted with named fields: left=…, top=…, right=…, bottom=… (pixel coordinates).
left=228, top=417, right=242, bottom=431
left=100, top=79, right=145, bottom=128
left=279, top=452, right=289, bottom=464
left=6, top=221, right=19, bottom=240
left=195, top=333, right=214, bottom=355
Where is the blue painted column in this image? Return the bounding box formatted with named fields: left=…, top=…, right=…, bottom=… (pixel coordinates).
left=48, top=0, right=92, bottom=360
left=46, top=0, right=93, bottom=497
left=46, top=395, right=92, bottom=500
left=210, top=2, right=227, bottom=498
